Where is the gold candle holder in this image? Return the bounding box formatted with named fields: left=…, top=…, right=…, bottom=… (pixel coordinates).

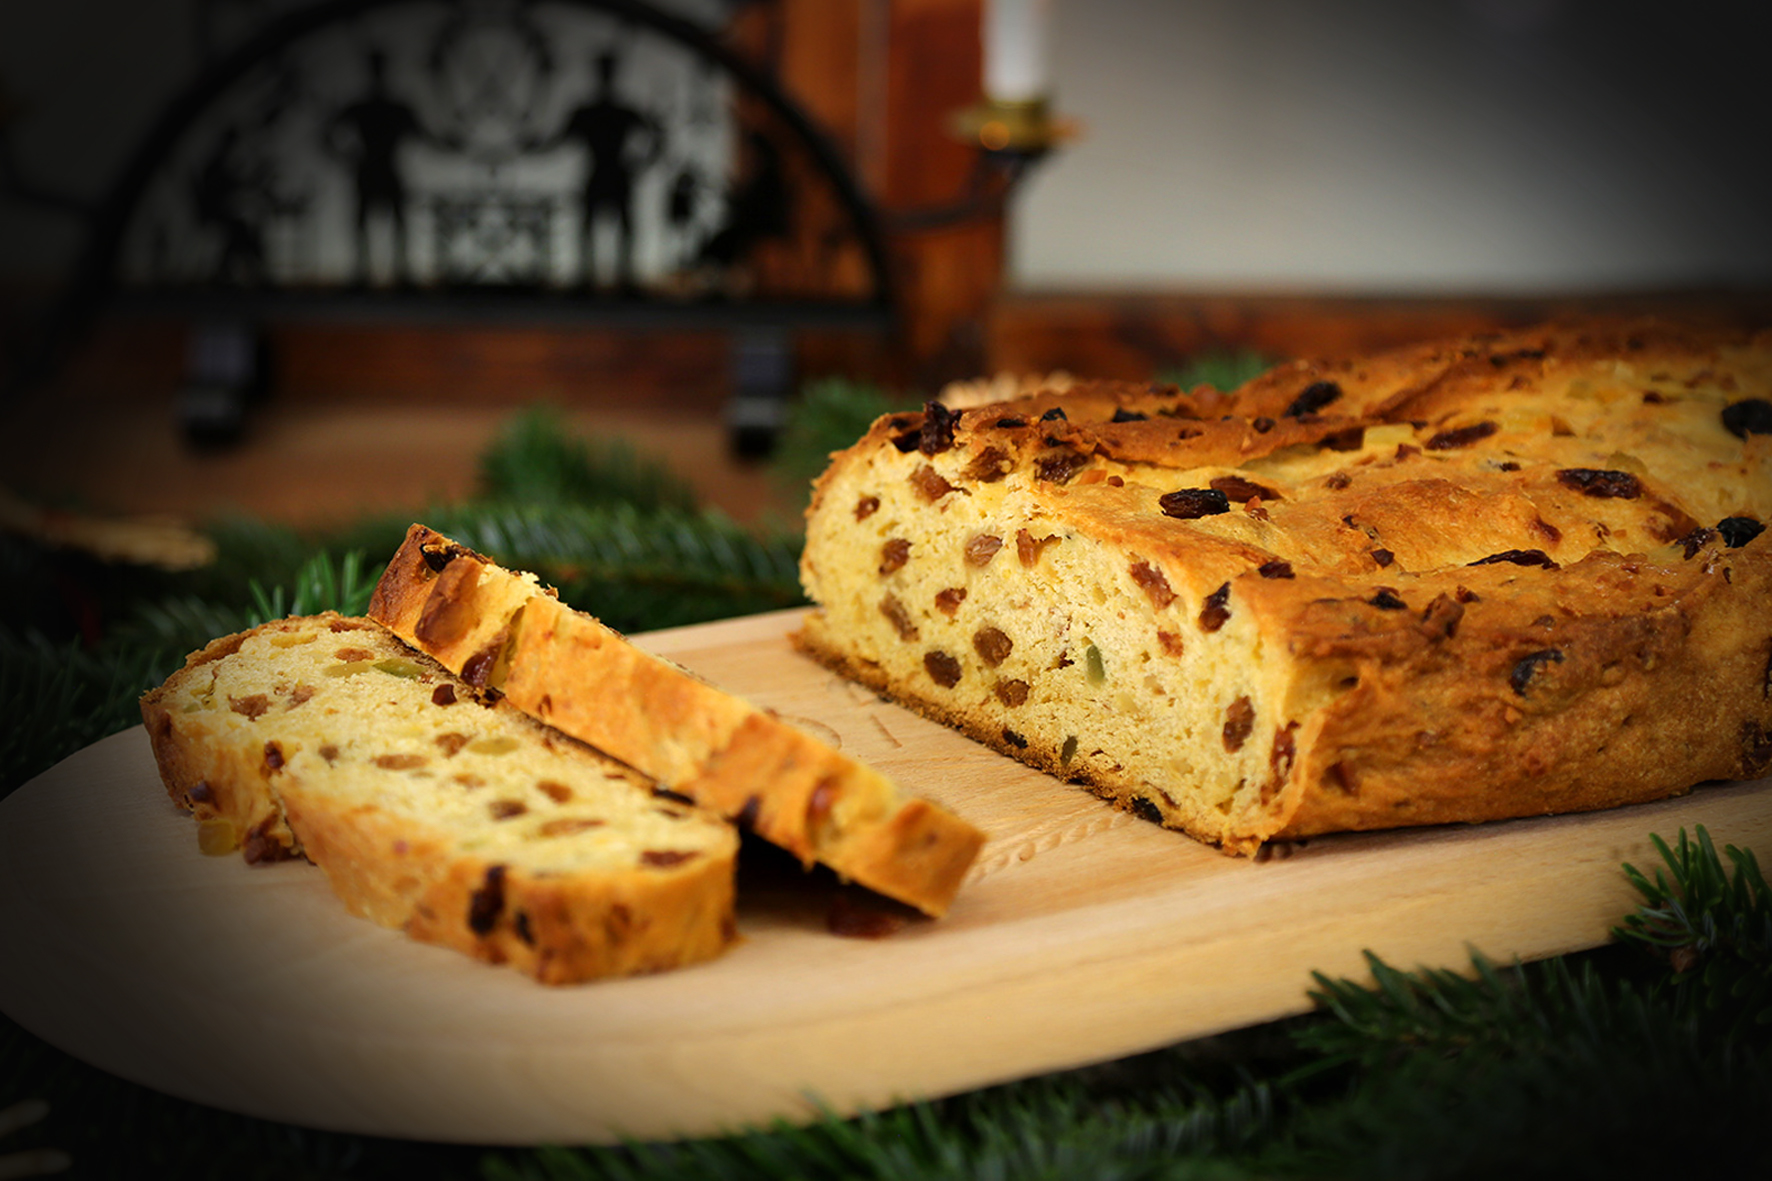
left=948, top=95, right=1078, bottom=156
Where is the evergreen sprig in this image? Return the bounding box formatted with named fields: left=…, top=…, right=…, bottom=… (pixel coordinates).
left=1158, top=351, right=1276, bottom=394
left=421, top=501, right=804, bottom=631
left=0, top=627, right=165, bottom=796
left=245, top=549, right=379, bottom=625
left=1617, top=826, right=1772, bottom=1035
left=486, top=1077, right=1269, bottom=1181
left=1272, top=825, right=1772, bottom=1176
left=478, top=405, right=698, bottom=513
left=771, top=377, right=917, bottom=500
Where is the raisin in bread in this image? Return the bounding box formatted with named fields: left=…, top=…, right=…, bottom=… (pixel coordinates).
left=140, top=613, right=737, bottom=983
left=796, top=319, right=1772, bottom=855
left=368, top=525, right=986, bottom=916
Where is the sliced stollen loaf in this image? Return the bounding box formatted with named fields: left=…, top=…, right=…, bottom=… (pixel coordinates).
left=368, top=525, right=987, bottom=916
left=140, top=613, right=737, bottom=983
left=796, top=319, right=1772, bottom=855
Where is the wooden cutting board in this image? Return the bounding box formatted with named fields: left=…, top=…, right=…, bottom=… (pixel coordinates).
left=3, top=607, right=1768, bottom=1145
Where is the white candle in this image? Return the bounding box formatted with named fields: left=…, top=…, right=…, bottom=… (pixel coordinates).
left=984, top=0, right=1053, bottom=103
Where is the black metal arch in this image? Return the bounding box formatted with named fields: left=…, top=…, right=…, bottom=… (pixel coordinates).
left=25, top=0, right=894, bottom=393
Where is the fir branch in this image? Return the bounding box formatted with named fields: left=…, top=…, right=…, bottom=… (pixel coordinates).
left=0, top=628, right=164, bottom=796
left=245, top=549, right=378, bottom=625
left=421, top=501, right=804, bottom=630
left=1616, top=826, right=1772, bottom=1036
left=1158, top=351, right=1277, bottom=394
left=1274, top=1004, right=1771, bottom=1178
left=486, top=1076, right=1269, bottom=1181
left=1291, top=951, right=1628, bottom=1074
left=478, top=405, right=698, bottom=513
left=1274, top=830, right=1772, bottom=1176
left=182, top=515, right=314, bottom=602
left=771, top=378, right=917, bottom=500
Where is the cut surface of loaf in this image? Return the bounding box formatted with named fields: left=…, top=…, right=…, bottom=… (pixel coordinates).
left=140, top=613, right=738, bottom=983
left=368, top=526, right=987, bottom=916
left=797, top=319, right=1772, bottom=855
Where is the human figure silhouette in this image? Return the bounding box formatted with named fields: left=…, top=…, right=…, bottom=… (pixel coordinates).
left=666, top=164, right=698, bottom=233
left=191, top=125, right=268, bottom=285
left=548, top=49, right=662, bottom=290
left=324, top=50, right=424, bottom=285
left=697, top=128, right=790, bottom=272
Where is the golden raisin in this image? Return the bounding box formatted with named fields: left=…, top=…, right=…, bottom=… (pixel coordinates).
left=973, top=627, right=1013, bottom=667
left=965, top=533, right=1004, bottom=567
left=909, top=464, right=955, bottom=502
left=1129, top=560, right=1176, bottom=608
left=197, top=819, right=239, bottom=857
left=1210, top=475, right=1282, bottom=503
left=880, top=595, right=919, bottom=640
left=879, top=538, right=911, bottom=574
left=964, top=446, right=1012, bottom=483
left=1016, top=529, right=1060, bottom=567
left=995, top=679, right=1030, bottom=706
left=538, top=817, right=604, bottom=837
left=1222, top=696, right=1255, bottom=752
left=925, top=651, right=962, bottom=688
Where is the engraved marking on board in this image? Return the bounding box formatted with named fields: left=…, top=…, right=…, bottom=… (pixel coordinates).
left=836, top=676, right=881, bottom=707
left=866, top=712, right=904, bottom=750
left=780, top=714, right=843, bottom=752
left=964, top=809, right=1137, bottom=885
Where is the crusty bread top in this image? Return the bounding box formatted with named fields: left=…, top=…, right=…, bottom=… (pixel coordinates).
left=813, top=319, right=1767, bottom=603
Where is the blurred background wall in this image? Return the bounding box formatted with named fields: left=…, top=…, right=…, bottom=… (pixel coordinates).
left=1, top=0, right=1768, bottom=530
left=1016, top=0, right=1772, bottom=292
left=7, top=0, right=1769, bottom=292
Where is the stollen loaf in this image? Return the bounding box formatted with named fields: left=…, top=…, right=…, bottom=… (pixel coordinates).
left=795, top=319, right=1772, bottom=854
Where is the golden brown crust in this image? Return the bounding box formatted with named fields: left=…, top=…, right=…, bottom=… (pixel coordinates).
left=280, top=783, right=736, bottom=984
left=798, top=318, right=1772, bottom=854
left=138, top=620, right=347, bottom=862
left=370, top=525, right=987, bottom=915
left=139, top=613, right=738, bottom=984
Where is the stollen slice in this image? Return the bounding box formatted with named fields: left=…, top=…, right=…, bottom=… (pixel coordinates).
left=369, top=525, right=986, bottom=916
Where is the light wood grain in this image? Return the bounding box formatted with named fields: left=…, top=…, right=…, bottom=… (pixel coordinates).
left=3, top=608, right=1768, bottom=1145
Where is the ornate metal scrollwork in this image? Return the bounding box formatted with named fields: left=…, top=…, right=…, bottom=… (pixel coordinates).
left=107, top=0, right=888, bottom=309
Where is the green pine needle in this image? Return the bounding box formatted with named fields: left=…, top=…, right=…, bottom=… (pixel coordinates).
left=1616, top=826, right=1772, bottom=1035
left=245, top=549, right=378, bottom=625
left=771, top=378, right=918, bottom=500
left=478, top=405, right=698, bottom=513
left=421, top=501, right=804, bottom=631
left=485, top=1076, right=1269, bottom=1181
left=0, top=628, right=165, bottom=796
left=1158, top=350, right=1277, bottom=394
left=1274, top=826, right=1772, bottom=1175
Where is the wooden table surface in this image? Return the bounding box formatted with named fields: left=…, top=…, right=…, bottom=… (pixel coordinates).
left=3, top=608, right=1768, bottom=1145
